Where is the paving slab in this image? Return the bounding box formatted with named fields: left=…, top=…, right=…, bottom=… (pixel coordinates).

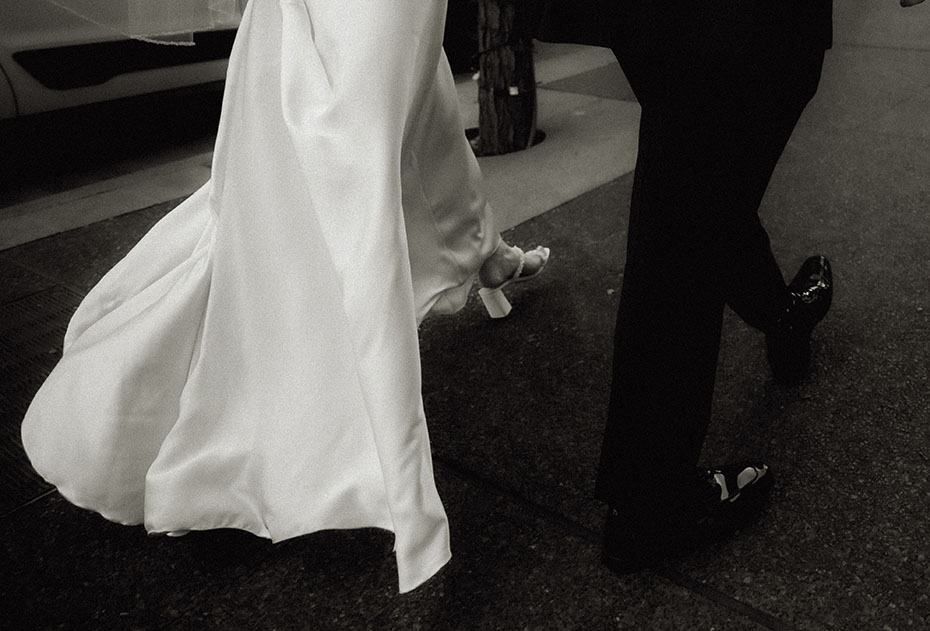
left=0, top=199, right=177, bottom=294
left=0, top=256, right=57, bottom=306
left=797, top=46, right=930, bottom=135
left=3, top=460, right=776, bottom=631
left=543, top=63, right=637, bottom=103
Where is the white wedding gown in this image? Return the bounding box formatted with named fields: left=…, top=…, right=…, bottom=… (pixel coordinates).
left=22, top=0, right=498, bottom=593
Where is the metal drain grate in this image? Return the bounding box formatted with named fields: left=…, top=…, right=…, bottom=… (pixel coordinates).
left=0, top=286, right=83, bottom=515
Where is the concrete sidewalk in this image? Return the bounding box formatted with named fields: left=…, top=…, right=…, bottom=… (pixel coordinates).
left=3, top=4, right=930, bottom=629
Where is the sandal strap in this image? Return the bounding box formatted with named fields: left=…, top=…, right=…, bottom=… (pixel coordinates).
left=509, top=247, right=526, bottom=282
left=709, top=464, right=768, bottom=502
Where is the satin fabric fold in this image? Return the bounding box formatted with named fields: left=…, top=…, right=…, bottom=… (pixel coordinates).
left=23, top=0, right=497, bottom=593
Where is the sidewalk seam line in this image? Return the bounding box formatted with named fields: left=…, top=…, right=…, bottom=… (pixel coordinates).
left=433, top=454, right=800, bottom=631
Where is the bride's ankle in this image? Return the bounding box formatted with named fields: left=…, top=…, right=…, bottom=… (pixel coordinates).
left=479, top=241, right=521, bottom=288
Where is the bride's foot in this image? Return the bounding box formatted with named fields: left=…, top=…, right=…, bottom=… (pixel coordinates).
left=478, top=241, right=549, bottom=289
left=477, top=241, right=550, bottom=318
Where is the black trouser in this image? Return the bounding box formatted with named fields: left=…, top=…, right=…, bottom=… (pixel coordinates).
left=595, top=2, right=828, bottom=516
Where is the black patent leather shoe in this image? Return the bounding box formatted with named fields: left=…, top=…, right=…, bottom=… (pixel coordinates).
left=766, top=255, right=833, bottom=385
left=601, top=462, right=775, bottom=574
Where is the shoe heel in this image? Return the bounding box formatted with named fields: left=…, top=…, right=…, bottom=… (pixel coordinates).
left=478, top=286, right=512, bottom=318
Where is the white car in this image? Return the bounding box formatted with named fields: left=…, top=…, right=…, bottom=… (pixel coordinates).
left=0, top=0, right=240, bottom=119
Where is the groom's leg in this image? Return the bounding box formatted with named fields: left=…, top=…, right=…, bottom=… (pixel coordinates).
left=594, top=7, right=826, bottom=515
left=708, top=48, right=826, bottom=333
left=594, top=101, right=731, bottom=511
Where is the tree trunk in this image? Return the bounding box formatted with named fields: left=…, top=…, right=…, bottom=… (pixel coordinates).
left=474, top=0, right=537, bottom=156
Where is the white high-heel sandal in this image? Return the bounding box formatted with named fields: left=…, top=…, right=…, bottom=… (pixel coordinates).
left=478, top=245, right=551, bottom=318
